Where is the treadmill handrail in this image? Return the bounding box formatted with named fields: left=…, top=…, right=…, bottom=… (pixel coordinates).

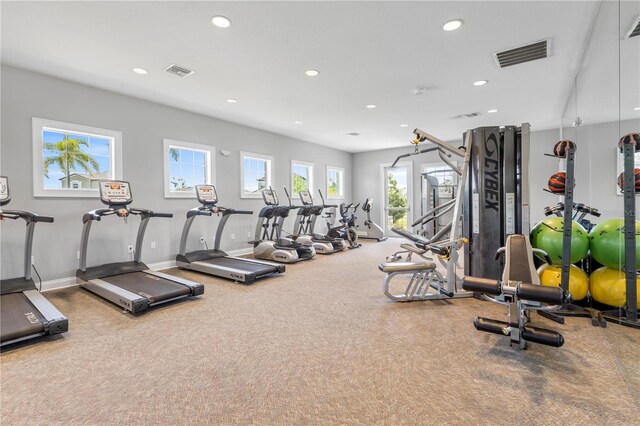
left=0, top=209, right=54, bottom=281
left=130, top=208, right=173, bottom=219
left=179, top=205, right=255, bottom=256
left=79, top=204, right=170, bottom=271
left=0, top=209, right=54, bottom=223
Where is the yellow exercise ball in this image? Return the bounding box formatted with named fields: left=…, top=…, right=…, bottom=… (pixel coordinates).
left=589, top=266, right=640, bottom=308
left=537, top=264, right=589, bottom=301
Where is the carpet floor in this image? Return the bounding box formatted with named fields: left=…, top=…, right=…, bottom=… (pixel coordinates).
left=1, top=239, right=639, bottom=425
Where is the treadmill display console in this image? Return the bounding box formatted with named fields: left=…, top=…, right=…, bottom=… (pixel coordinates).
left=196, top=185, right=218, bottom=205
left=299, top=190, right=313, bottom=206
left=0, top=176, right=10, bottom=205
left=99, top=181, right=133, bottom=205
left=262, top=189, right=278, bottom=206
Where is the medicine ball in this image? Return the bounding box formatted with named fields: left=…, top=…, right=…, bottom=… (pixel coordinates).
left=617, top=169, right=640, bottom=192
left=548, top=172, right=568, bottom=194
left=618, top=133, right=640, bottom=152
left=553, top=140, right=577, bottom=158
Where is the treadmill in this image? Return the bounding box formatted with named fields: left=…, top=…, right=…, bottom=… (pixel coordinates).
left=0, top=176, right=68, bottom=347
left=76, top=180, right=204, bottom=314
left=176, top=185, right=285, bottom=284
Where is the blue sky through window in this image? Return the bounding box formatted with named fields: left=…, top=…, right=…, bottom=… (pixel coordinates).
left=42, top=130, right=112, bottom=189
left=168, top=147, right=208, bottom=192
left=243, top=157, right=268, bottom=193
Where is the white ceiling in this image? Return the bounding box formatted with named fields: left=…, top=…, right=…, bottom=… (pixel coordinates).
left=563, top=0, right=640, bottom=126
left=1, top=1, right=603, bottom=152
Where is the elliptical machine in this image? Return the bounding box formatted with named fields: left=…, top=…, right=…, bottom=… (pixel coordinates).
left=318, top=190, right=361, bottom=249
left=251, top=188, right=315, bottom=263
left=282, top=188, right=336, bottom=254
left=291, top=189, right=347, bottom=253
left=360, top=198, right=387, bottom=242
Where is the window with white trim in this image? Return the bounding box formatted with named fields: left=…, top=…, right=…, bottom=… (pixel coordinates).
left=291, top=160, right=314, bottom=196
left=423, top=164, right=458, bottom=200
left=32, top=117, right=122, bottom=198
left=241, top=152, right=273, bottom=198
left=163, top=139, right=215, bottom=198
left=326, top=165, right=345, bottom=198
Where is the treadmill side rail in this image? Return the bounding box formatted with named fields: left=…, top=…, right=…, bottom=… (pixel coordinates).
left=143, top=270, right=204, bottom=295
left=22, top=290, right=68, bottom=335
left=226, top=256, right=286, bottom=272
left=82, top=278, right=150, bottom=313
left=177, top=260, right=256, bottom=283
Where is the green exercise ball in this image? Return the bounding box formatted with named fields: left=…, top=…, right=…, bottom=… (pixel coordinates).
left=589, top=218, right=640, bottom=269
left=590, top=266, right=640, bottom=308
left=530, top=217, right=589, bottom=265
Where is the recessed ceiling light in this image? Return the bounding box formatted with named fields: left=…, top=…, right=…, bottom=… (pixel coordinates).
left=366, top=104, right=377, bottom=109
left=473, top=80, right=488, bottom=86
left=305, top=69, right=319, bottom=77
left=400, top=124, right=409, bottom=127
left=294, top=121, right=303, bottom=125
left=132, top=67, right=148, bottom=75
left=443, top=19, right=464, bottom=31
left=226, top=99, right=238, bottom=103
left=211, top=16, right=231, bottom=28
left=488, top=109, right=498, bottom=113
left=634, top=107, right=640, bottom=111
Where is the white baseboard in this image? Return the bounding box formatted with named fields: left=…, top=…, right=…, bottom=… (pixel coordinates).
left=40, top=276, right=78, bottom=292
left=40, top=249, right=254, bottom=292
left=147, top=260, right=177, bottom=271
left=228, top=247, right=253, bottom=257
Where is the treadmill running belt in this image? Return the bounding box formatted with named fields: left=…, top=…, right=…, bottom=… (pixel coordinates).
left=200, top=257, right=280, bottom=274
left=1, top=293, right=46, bottom=344
left=102, top=272, right=191, bottom=304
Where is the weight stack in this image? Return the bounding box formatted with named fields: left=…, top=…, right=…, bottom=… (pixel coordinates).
left=463, top=126, right=525, bottom=279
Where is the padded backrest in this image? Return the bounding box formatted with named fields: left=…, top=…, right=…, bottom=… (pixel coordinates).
left=502, top=234, right=540, bottom=285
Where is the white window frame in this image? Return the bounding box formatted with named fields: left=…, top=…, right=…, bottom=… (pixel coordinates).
left=240, top=151, right=274, bottom=199
left=163, top=138, right=215, bottom=198
left=290, top=159, right=314, bottom=196
left=32, top=117, right=123, bottom=198
left=421, top=162, right=459, bottom=200
left=326, top=165, right=345, bottom=199
left=380, top=160, right=414, bottom=233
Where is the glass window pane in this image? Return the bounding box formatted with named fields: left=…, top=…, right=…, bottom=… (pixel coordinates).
left=193, top=150, right=205, bottom=165
left=42, top=129, right=112, bottom=191
left=169, top=147, right=180, bottom=163
left=194, top=164, right=206, bottom=181
left=90, top=138, right=110, bottom=156
left=180, top=149, right=194, bottom=164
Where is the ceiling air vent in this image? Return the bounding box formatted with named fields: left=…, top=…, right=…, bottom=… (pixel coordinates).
left=455, top=112, right=480, bottom=119
left=494, top=40, right=550, bottom=68
left=625, top=16, right=640, bottom=39
left=164, top=64, right=195, bottom=78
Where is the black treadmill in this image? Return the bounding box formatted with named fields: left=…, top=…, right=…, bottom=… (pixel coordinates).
left=76, top=180, right=204, bottom=313
left=0, top=176, right=68, bottom=347
left=176, top=185, right=285, bottom=283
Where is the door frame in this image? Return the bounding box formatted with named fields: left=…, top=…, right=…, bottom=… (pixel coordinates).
left=379, top=160, right=414, bottom=234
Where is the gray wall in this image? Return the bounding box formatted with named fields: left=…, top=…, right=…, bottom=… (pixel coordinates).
left=0, top=65, right=352, bottom=281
